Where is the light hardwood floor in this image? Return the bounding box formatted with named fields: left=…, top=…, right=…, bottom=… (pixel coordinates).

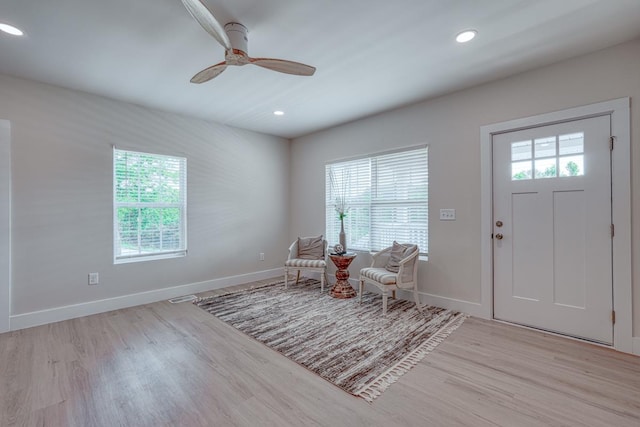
left=1, top=278, right=639, bottom=426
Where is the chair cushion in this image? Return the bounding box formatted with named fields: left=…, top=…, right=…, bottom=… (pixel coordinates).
left=360, top=267, right=397, bottom=285
left=385, top=241, right=417, bottom=272
left=297, top=235, right=324, bottom=259
left=285, top=259, right=326, bottom=268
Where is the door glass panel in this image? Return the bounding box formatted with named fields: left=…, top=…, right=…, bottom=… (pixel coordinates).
left=535, top=158, right=557, bottom=178
left=512, top=161, right=532, bottom=180
left=559, top=133, right=584, bottom=155
left=510, top=133, right=586, bottom=180
left=511, top=140, right=531, bottom=161
left=559, top=155, right=584, bottom=177
left=535, top=137, right=556, bottom=158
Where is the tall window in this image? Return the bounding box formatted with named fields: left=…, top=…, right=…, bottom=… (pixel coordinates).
left=326, top=146, right=428, bottom=255
left=114, top=148, right=187, bottom=263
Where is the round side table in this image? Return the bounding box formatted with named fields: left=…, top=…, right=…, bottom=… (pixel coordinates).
left=328, top=253, right=357, bottom=299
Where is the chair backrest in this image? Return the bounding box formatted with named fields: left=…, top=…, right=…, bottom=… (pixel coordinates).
left=398, top=245, right=419, bottom=286
left=288, top=237, right=327, bottom=260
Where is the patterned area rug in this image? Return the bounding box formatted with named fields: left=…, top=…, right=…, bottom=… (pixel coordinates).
left=194, top=278, right=467, bottom=401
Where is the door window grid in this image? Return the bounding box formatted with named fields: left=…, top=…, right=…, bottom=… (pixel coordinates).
left=511, top=133, right=584, bottom=180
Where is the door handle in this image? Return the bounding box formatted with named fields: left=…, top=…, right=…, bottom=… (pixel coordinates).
left=495, top=233, right=504, bottom=240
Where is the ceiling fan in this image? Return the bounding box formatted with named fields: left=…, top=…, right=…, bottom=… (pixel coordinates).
left=181, top=0, right=316, bottom=83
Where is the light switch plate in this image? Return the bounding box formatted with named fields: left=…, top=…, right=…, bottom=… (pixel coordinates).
left=439, top=209, right=456, bottom=221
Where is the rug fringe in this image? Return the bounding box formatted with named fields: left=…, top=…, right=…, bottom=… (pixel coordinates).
left=354, top=313, right=468, bottom=402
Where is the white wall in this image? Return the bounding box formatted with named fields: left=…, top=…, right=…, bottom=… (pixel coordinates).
left=0, top=74, right=290, bottom=322
left=290, top=39, right=640, bottom=334
left=0, top=120, right=10, bottom=333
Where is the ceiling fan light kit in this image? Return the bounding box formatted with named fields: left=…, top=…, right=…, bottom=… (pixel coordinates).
left=181, top=0, right=316, bottom=83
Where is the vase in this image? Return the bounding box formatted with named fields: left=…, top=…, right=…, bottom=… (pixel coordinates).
left=339, top=218, right=347, bottom=252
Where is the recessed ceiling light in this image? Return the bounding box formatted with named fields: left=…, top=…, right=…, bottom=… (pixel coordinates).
left=273, top=110, right=285, bottom=116
left=0, top=23, right=24, bottom=36
left=456, top=30, right=477, bottom=43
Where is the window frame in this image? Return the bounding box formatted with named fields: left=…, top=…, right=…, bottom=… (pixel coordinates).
left=325, top=145, right=428, bottom=256
left=113, top=148, right=188, bottom=264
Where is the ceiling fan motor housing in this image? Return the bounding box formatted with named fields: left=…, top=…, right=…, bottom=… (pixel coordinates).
left=225, top=22, right=249, bottom=54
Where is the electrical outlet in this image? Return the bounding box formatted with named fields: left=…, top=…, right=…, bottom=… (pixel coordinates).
left=439, top=209, right=456, bottom=221
left=259, top=253, right=265, bottom=261
left=88, top=272, right=99, bottom=285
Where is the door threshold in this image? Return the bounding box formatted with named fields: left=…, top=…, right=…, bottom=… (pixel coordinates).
left=491, top=318, right=613, bottom=349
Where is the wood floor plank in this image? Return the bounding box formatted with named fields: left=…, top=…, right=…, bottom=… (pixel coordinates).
left=1, top=278, right=639, bottom=426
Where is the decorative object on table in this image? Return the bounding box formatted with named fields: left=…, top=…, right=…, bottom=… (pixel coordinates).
left=339, top=218, right=347, bottom=251
left=329, top=169, right=349, bottom=252
left=194, top=278, right=467, bottom=402
left=359, top=242, right=422, bottom=315
left=284, top=235, right=329, bottom=292
left=332, top=243, right=345, bottom=255
left=329, top=252, right=357, bottom=299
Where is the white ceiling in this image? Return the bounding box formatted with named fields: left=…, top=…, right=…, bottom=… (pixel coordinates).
left=1, top=0, right=639, bottom=139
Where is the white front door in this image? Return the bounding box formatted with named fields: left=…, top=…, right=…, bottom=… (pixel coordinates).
left=493, top=115, right=613, bottom=344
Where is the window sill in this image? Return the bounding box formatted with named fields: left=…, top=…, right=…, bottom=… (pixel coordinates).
left=114, top=251, right=186, bottom=265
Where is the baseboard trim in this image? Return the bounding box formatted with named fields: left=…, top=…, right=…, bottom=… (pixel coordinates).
left=330, top=274, right=484, bottom=317
left=10, top=268, right=284, bottom=331
left=403, top=289, right=484, bottom=317
left=632, top=337, right=640, bottom=356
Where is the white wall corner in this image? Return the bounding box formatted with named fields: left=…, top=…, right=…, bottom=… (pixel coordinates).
left=632, top=337, right=640, bottom=356
left=9, top=267, right=284, bottom=331
left=0, top=120, right=11, bottom=334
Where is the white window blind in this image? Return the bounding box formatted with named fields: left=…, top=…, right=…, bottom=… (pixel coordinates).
left=113, top=148, right=187, bottom=263
left=326, top=146, right=428, bottom=255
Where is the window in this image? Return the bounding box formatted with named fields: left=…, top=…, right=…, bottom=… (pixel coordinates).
left=511, top=132, right=584, bottom=180
left=113, top=148, right=187, bottom=263
left=325, top=146, right=428, bottom=255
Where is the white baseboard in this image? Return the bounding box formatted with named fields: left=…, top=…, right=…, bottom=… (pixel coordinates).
left=328, top=274, right=483, bottom=317
left=632, top=337, right=640, bottom=356
left=10, top=268, right=284, bottom=331
left=399, top=289, right=484, bottom=317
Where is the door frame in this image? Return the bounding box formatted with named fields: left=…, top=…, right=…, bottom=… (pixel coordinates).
left=0, top=119, right=10, bottom=333
left=480, top=98, right=632, bottom=353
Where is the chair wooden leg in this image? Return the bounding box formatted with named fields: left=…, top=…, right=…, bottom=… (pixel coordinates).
left=359, top=280, right=364, bottom=303
left=392, top=290, right=396, bottom=299
left=295, top=270, right=301, bottom=284
left=382, top=291, right=388, bottom=315
left=284, top=268, right=288, bottom=289
left=413, top=286, right=424, bottom=312
left=320, top=272, right=325, bottom=293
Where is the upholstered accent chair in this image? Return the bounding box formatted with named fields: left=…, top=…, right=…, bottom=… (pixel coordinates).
left=284, top=236, right=329, bottom=292
left=359, top=242, right=421, bottom=315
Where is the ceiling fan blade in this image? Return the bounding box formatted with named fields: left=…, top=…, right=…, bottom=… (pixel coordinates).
left=181, top=0, right=231, bottom=51
left=250, top=58, right=316, bottom=76
left=191, top=61, right=228, bottom=83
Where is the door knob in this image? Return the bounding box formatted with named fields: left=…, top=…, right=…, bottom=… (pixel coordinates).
left=495, top=233, right=504, bottom=240
left=496, top=220, right=503, bottom=227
